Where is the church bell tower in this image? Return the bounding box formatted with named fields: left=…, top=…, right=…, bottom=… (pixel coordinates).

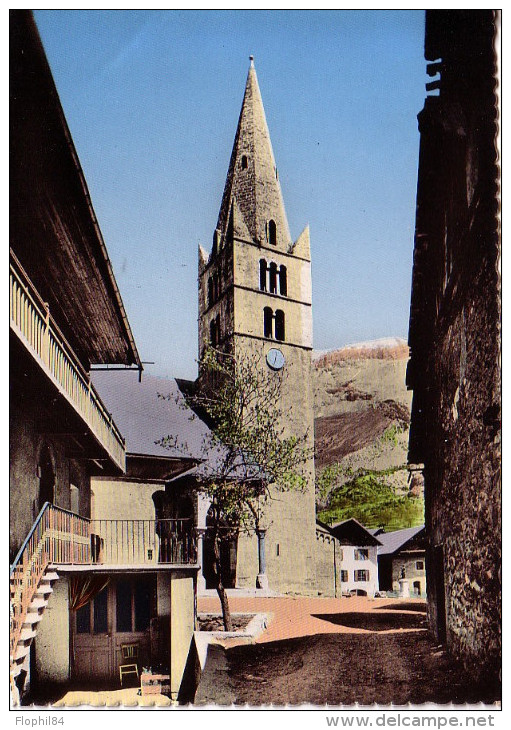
left=198, top=57, right=316, bottom=594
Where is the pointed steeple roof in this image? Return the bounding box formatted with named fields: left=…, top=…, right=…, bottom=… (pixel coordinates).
left=216, top=57, right=292, bottom=250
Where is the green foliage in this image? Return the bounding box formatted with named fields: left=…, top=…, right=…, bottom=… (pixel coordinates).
left=315, top=462, right=352, bottom=508
left=317, top=468, right=424, bottom=531
left=378, top=424, right=407, bottom=447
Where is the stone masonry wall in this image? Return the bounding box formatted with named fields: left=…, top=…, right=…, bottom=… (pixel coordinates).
left=408, top=11, right=500, bottom=690
left=426, top=255, right=500, bottom=684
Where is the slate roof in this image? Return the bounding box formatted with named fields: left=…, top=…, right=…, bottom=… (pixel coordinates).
left=323, top=518, right=382, bottom=547
left=91, top=370, right=213, bottom=462
left=369, top=525, right=425, bottom=556
left=91, top=370, right=258, bottom=481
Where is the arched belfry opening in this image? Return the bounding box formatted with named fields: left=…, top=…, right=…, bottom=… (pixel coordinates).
left=259, top=259, right=267, bottom=291
left=268, top=219, right=277, bottom=246
left=264, top=306, right=273, bottom=339
left=275, top=309, right=285, bottom=341
left=269, top=262, right=278, bottom=293
left=279, top=265, right=287, bottom=296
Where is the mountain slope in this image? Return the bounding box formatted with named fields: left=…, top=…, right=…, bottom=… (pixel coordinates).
left=312, top=338, right=424, bottom=529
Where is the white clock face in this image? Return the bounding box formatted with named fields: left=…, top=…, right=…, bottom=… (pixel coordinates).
left=267, top=348, right=285, bottom=370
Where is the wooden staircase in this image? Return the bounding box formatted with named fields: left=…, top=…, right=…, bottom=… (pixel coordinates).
left=10, top=568, right=60, bottom=704
left=10, top=502, right=91, bottom=705
left=10, top=570, right=60, bottom=701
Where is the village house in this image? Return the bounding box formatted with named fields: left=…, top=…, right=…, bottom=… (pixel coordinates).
left=10, top=11, right=199, bottom=704
left=317, top=519, right=381, bottom=597
left=407, top=10, right=500, bottom=690
left=371, top=526, right=426, bottom=597
left=90, top=369, right=229, bottom=595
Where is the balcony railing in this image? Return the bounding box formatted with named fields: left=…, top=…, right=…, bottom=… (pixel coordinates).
left=89, top=518, right=197, bottom=565
left=10, top=251, right=125, bottom=472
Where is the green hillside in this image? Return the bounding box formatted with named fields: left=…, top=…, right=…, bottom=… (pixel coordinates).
left=317, top=466, right=424, bottom=531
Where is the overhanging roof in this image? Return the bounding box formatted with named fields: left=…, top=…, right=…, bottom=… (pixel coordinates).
left=10, top=11, right=141, bottom=370
left=91, top=370, right=227, bottom=471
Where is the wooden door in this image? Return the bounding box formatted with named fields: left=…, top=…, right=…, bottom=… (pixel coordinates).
left=72, top=576, right=155, bottom=683
left=112, top=577, right=152, bottom=673
left=72, top=585, right=113, bottom=681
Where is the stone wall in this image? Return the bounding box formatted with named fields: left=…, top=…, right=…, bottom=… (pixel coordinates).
left=407, top=10, right=500, bottom=689
left=314, top=530, right=341, bottom=597
left=425, top=262, right=500, bottom=681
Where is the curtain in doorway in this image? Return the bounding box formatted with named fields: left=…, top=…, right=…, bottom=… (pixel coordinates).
left=69, top=574, right=110, bottom=611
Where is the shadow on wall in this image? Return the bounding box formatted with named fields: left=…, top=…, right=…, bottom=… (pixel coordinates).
left=311, top=611, right=427, bottom=632
left=177, top=635, right=202, bottom=704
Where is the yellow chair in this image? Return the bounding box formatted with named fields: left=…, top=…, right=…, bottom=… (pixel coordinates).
left=119, top=643, right=139, bottom=686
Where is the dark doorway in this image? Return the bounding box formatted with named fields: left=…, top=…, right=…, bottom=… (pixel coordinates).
left=378, top=558, right=393, bottom=591
left=152, top=490, right=194, bottom=563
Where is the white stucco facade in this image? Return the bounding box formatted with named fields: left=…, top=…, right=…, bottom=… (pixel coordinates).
left=338, top=544, right=379, bottom=596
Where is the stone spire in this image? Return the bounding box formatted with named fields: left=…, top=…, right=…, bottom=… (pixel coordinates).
left=216, top=57, right=292, bottom=250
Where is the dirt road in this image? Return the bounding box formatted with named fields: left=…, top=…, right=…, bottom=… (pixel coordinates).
left=195, top=596, right=500, bottom=707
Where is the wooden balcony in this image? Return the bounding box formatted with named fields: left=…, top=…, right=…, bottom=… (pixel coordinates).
left=10, top=504, right=197, bottom=671
left=10, top=252, right=125, bottom=472
left=89, top=519, right=197, bottom=566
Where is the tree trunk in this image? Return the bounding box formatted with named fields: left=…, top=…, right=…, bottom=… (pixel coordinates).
left=213, top=533, right=232, bottom=631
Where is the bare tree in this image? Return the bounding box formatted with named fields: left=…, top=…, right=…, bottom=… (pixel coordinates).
left=158, top=347, right=311, bottom=630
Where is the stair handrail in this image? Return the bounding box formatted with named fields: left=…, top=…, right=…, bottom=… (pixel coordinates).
left=9, top=502, right=91, bottom=662
left=10, top=503, right=54, bottom=661
left=10, top=502, right=52, bottom=577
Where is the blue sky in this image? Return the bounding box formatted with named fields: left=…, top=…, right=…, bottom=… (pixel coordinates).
left=33, top=9, right=426, bottom=380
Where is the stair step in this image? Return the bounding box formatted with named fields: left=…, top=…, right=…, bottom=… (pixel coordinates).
left=20, top=627, right=37, bottom=642
left=36, top=584, right=53, bottom=596
left=23, top=612, right=43, bottom=626
left=42, top=571, right=59, bottom=582
left=14, top=644, right=30, bottom=662
left=28, top=597, right=48, bottom=610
